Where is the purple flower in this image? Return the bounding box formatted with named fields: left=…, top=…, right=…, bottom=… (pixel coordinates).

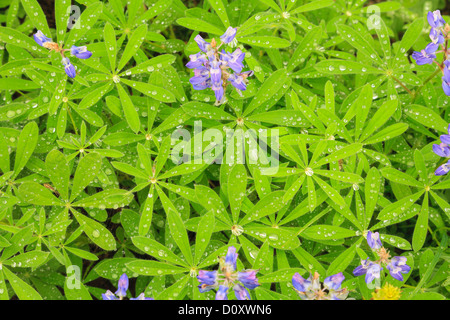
left=324, top=272, right=345, bottom=291
left=212, top=81, right=224, bottom=102
left=70, top=45, right=92, bottom=59
left=412, top=43, right=437, bottom=65
left=233, top=284, right=251, bottom=300
left=365, top=263, right=382, bottom=284
left=427, top=10, right=446, bottom=28
left=443, top=68, right=450, bottom=96
left=197, top=270, right=218, bottom=292
left=220, top=27, right=237, bottom=44
left=194, top=35, right=209, bottom=53
left=210, top=60, right=222, bottom=84
left=353, top=258, right=371, bottom=277
left=433, top=143, right=450, bottom=157
left=224, top=246, right=238, bottom=270
left=387, top=257, right=411, bottom=281
left=215, top=285, right=228, bottom=300
left=186, top=52, right=207, bottom=69
left=237, top=270, right=260, bottom=289
left=130, top=293, right=154, bottom=300
left=62, top=58, right=76, bottom=78
left=115, top=273, right=129, bottom=298
left=440, top=124, right=450, bottom=144
left=228, top=74, right=246, bottom=91
left=435, top=159, right=450, bottom=175
left=292, top=273, right=312, bottom=292
left=367, top=231, right=382, bottom=250
left=102, top=290, right=119, bottom=300
left=222, top=48, right=245, bottom=73
left=430, top=28, right=445, bottom=45
left=33, top=30, right=52, bottom=47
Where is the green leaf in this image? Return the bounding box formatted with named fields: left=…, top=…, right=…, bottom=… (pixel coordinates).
left=13, top=121, right=39, bottom=178
left=315, top=60, right=383, bottom=75
left=207, top=0, right=230, bottom=27
left=238, top=36, right=291, bottom=48
left=72, top=209, right=117, bottom=251
left=116, top=83, right=141, bottom=134
left=194, top=211, right=215, bottom=265
left=45, top=150, right=70, bottom=201
left=177, top=17, right=224, bottom=35
left=404, top=104, right=449, bottom=133
left=302, top=225, right=357, bottom=241
left=2, top=267, right=42, bottom=300
left=126, top=260, right=187, bottom=276
left=70, top=152, right=102, bottom=202
left=412, top=193, right=429, bottom=252
left=103, top=22, right=117, bottom=72
left=132, top=236, right=188, bottom=267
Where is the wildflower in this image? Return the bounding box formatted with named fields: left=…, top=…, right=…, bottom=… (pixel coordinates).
left=291, top=272, right=349, bottom=300
left=412, top=43, right=437, bottom=65
left=367, top=231, right=382, bottom=250
left=353, top=234, right=410, bottom=285
left=186, top=27, right=252, bottom=105
left=435, top=159, right=450, bottom=175
left=102, top=273, right=153, bottom=300
left=62, top=58, right=76, bottom=79
left=427, top=10, right=446, bottom=28
left=430, top=28, right=445, bottom=45
left=371, top=283, right=402, bottom=300
left=70, top=45, right=93, bottom=59
left=197, top=246, right=260, bottom=300
left=439, top=124, right=450, bottom=144
left=387, top=257, right=411, bottom=281
left=115, top=273, right=129, bottom=298
left=220, top=26, right=238, bottom=44
left=32, top=30, right=92, bottom=79
left=130, top=293, right=154, bottom=300
left=216, top=285, right=229, bottom=300
left=432, top=143, right=450, bottom=157
left=442, top=68, right=450, bottom=96
left=33, top=30, right=51, bottom=46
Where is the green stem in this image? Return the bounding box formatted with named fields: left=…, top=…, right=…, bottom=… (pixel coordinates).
left=67, top=104, right=78, bottom=135
left=392, top=76, right=413, bottom=96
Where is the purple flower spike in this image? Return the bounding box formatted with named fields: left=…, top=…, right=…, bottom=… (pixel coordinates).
left=102, top=290, right=118, bottom=300
left=427, top=10, right=446, bottom=28
left=433, top=143, right=450, bottom=157
left=237, top=270, right=260, bottom=289
left=412, top=43, right=437, bottom=65
left=324, top=272, right=345, bottom=291
left=33, top=30, right=52, bottom=47
left=292, top=273, right=312, bottom=292
left=115, top=273, right=129, bottom=298
left=220, top=26, right=237, bottom=44
left=215, top=285, right=229, bottom=300
left=234, top=284, right=251, bottom=300
left=435, top=159, right=450, bottom=175
left=367, top=231, right=382, bottom=250
left=62, top=58, right=76, bottom=78
left=71, top=45, right=92, bottom=59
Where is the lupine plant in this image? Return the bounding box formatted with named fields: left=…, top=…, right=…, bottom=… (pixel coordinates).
left=0, top=0, right=448, bottom=302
